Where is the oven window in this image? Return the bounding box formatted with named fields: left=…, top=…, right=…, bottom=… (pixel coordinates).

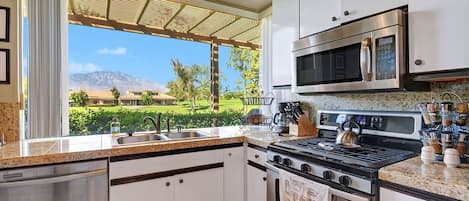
left=296, top=43, right=362, bottom=86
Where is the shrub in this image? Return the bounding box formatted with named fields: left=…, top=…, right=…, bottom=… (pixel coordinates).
left=69, top=108, right=242, bottom=136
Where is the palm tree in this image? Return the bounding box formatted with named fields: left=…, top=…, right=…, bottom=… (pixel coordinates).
left=110, top=87, right=120, bottom=105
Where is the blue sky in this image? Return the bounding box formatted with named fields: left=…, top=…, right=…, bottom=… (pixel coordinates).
left=68, top=24, right=241, bottom=90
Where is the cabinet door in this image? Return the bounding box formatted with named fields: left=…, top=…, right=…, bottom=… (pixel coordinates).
left=223, top=147, right=245, bottom=201
left=174, top=168, right=223, bottom=201
left=110, top=176, right=174, bottom=201
left=409, top=0, right=469, bottom=73
left=340, top=0, right=408, bottom=23
left=272, top=0, right=299, bottom=87
left=380, top=187, right=425, bottom=201
left=246, top=165, right=267, bottom=201
left=299, top=0, right=340, bottom=38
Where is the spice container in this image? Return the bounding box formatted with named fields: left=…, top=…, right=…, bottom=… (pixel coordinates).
left=456, top=103, right=469, bottom=113
left=441, top=112, right=453, bottom=126
left=427, top=103, right=440, bottom=113
left=440, top=102, right=454, bottom=112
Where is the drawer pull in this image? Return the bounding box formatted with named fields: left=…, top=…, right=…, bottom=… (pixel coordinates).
left=254, top=154, right=259, bottom=159
left=166, top=182, right=171, bottom=187
left=179, top=179, right=184, bottom=184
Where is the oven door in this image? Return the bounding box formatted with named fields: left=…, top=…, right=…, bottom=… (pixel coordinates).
left=267, top=162, right=371, bottom=201
left=292, top=25, right=403, bottom=93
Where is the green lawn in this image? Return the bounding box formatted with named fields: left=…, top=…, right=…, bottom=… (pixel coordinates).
left=70, top=98, right=258, bottom=114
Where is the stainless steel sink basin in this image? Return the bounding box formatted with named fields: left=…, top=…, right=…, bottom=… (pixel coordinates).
left=116, top=133, right=167, bottom=145
left=115, top=131, right=211, bottom=145
left=162, top=131, right=209, bottom=139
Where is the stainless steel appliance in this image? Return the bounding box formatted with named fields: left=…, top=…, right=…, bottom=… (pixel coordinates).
left=292, top=8, right=429, bottom=93
left=266, top=110, right=423, bottom=201
left=0, top=159, right=108, bottom=201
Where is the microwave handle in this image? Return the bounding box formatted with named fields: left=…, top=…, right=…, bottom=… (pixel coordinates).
left=360, top=37, right=372, bottom=81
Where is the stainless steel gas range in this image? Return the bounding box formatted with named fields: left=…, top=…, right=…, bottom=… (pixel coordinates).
left=266, top=110, right=423, bottom=201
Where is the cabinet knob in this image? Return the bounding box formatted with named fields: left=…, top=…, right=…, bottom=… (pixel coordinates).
left=254, top=154, right=259, bottom=159
left=344, top=10, right=350, bottom=16
left=228, top=153, right=232, bottom=157
left=263, top=177, right=267, bottom=181
left=415, top=59, right=423, bottom=65
left=165, top=182, right=171, bottom=187
left=332, top=16, right=338, bottom=21
left=179, top=179, right=184, bottom=184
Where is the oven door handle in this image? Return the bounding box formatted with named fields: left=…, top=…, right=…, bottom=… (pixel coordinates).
left=329, top=188, right=371, bottom=201
left=360, top=37, right=372, bottom=82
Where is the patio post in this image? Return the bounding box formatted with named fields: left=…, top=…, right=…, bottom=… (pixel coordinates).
left=210, top=42, right=219, bottom=113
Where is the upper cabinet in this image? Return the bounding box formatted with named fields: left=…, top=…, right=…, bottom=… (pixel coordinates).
left=298, top=0, right=408, bottom=38
left=409, top=0, right=469, bottom=73
left=299, top=0, right=340, bottom=38
left=272, top=0, right=300, bottom=87
left=340, top=0, right=408, bottom=23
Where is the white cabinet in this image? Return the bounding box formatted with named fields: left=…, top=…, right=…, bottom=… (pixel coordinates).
left=272, top=0, right=299, bottom=87
left=110, top=176, right=174, bottom=201
left=246, top=165, right=267, bottom=201
left=223, top=147, right=245, bottom=201
left=299, top=0, right=340, bottom=38
left=409, top=0, right=469, bottom=73
left=380, top=187, right=425, bottom=201
left=174, top=168, right=224, bottom=201
left=340, top=0, right=408, bottom=23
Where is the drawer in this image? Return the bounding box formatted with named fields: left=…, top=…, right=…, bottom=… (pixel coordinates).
left=247, top=146, right=267, bottom=165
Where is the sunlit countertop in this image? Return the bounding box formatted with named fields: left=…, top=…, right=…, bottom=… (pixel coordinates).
left=379, top=156, right=469, bottom=200
left=0, top=126, right=313, bottom=169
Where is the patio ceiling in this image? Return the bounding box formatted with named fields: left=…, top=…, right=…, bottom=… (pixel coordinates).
left=68, top=0, right=264, bottom=49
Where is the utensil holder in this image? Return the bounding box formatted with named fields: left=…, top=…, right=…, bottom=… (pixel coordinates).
left=289, top=115, right=317, bottom=137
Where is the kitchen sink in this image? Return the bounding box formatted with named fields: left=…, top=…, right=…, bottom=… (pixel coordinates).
left=161, top=131, right=210, bottom=139
left=116, top=133, right=167, bottom=145
left=115, top=131, right=211, bottom=145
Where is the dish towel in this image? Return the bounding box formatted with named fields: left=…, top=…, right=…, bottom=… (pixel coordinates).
left=279, top=168, right=329, bottom=201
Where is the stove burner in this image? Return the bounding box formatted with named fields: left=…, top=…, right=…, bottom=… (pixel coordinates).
left=274, top=138, right=416, bottom=168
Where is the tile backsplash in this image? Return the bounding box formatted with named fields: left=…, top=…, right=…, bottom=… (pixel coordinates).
left=272, top=80, right=469, bottom=122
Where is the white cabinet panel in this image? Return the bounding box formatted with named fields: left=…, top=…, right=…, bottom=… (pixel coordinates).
left=340, top=0, right=408, bottom=23
left=223, top=147, right=245, bottom=201
left=246, top=165, right=267, bottom=201
left=380, top=187, right=425, bottom=201
left=409, top=0, right=469, bottom=73
left=299, top=0, right=340, bottom=38
left=110, top=176, right=174, bottom=201
left=247, top=147, right=267, bottom=166
left=174, top=168, right=224, bottom=201
left=272, top=0, right=299, bottom=87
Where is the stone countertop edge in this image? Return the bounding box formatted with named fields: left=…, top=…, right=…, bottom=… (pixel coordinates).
left=379, top=156, right=469, bottom=201
left=0, top=127, right=311, bottom=169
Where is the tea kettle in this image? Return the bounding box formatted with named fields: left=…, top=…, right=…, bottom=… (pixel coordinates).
left=336, top=120, right=362, bottom=146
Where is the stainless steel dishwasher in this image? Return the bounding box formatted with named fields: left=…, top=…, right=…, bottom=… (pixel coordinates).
left=0, top=159, right=108, bottom=201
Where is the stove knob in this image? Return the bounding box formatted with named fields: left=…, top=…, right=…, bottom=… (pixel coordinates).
left=339, top=176, right=352, bottom=186
left=273, top=155, right=282, bottom=163
left=282, top=158, right=292, bottom=167
left=323, top=170, right=334, bottom=180
left=300, top=164, right=311, bottom=173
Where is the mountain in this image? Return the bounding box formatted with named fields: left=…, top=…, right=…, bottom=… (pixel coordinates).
left=69, top=71, right=168, bottom=93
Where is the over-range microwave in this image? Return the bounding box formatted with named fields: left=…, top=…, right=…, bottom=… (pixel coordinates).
left=292, top=8, right=429, bottom=94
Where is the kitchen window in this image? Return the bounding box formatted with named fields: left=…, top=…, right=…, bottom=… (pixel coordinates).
left=22, top=0, right=267, bottom=138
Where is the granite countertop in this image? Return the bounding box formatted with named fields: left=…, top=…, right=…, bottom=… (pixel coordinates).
left=0, top=126, right=311, bottom=169
left=379, top=156, right=469, bottom=201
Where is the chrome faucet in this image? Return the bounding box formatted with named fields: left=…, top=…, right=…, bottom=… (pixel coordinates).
left=143, top=113, right=161, bottom=133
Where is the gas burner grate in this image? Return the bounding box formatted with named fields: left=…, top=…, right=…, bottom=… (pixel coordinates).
left=274, top=138, right=416, bottom=168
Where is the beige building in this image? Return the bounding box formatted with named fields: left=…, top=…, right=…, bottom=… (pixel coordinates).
left=69, top=90, right=176, bottom=106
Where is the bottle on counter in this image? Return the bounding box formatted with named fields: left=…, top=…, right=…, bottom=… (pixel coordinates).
left=111, top=115, right=120, bottom=138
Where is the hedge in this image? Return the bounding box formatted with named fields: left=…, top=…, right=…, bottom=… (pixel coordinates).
left=69, top=108, right=243, bottom=136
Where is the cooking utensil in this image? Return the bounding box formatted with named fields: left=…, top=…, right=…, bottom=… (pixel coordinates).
left=336, top=120, right=362, bottom=146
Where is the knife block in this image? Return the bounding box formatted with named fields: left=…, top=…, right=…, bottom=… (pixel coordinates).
left=289, top=115, right=317, bottom=137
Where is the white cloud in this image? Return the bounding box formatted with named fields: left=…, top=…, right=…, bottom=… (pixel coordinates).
left=68, top=62, right=102, bottom=74
left=97, top=47, right=127, bottom=55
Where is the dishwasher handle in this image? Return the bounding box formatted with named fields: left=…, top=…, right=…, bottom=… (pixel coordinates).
left=0, top=169, right=107, bottom=188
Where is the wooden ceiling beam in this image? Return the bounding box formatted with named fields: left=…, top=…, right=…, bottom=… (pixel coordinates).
left=209, top=17, right=240, bottom=36
left=105, top=0, right=111, bottom=19
left=136, top=0, right=150, bottom=24
left=188, top=11, right=215, bottom=33
left=229, top=23, right=259, bottom=40
left=163, top=4, right=186, bottom=29
left=68, top=14, right=260, bottom=49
